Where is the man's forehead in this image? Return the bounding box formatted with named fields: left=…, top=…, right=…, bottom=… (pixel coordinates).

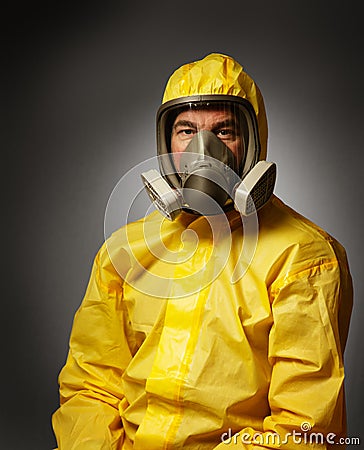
left=173, top=108, right=238, bottom=125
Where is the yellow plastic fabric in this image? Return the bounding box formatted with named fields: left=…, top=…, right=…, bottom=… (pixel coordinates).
left=52, top=54, right=353, bottom=449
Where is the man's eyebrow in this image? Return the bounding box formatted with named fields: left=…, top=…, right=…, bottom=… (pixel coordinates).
left=173, top=118, right=239, bottom=131
left=173, top=120, right=197, bottom=130
left=212, top=119, right=238, bottom=130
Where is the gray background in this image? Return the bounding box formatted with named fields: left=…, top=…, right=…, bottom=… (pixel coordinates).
left=4, top=1, right=364, bottom=448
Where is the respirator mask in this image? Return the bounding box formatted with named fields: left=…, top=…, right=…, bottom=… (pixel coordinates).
left=141, top=95, right=276, bottom=220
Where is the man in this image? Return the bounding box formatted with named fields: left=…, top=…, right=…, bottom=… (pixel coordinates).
left=52, top=53, right=353, bottom=449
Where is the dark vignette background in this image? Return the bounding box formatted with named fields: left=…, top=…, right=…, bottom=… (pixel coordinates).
left=3, top=1, right=364, bottom=448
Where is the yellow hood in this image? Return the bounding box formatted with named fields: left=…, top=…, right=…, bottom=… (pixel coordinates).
left=162, top=53, right=268, bottom=160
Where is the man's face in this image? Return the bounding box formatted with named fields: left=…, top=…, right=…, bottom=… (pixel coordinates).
left=171, top=108, right=245, bottom=170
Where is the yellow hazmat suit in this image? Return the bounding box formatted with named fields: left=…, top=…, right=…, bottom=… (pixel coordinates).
left=52, top=54, right=353, bottom=449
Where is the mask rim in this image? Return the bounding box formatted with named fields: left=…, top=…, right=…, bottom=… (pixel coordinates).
left=156, top=94, right=261, bottom=190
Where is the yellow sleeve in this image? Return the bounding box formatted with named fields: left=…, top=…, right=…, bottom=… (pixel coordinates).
left=52, top=244, right=137, bottom=450
left=214, top=257, right=353, bottom=449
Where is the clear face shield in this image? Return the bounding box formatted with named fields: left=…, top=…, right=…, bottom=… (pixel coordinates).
left=142, top=95, right=276, bottom=220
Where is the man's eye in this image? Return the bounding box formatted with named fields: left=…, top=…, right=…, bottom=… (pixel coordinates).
left=217, top=129, right=234, bottom=137
left=178, top=129, right=195, bottom=136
